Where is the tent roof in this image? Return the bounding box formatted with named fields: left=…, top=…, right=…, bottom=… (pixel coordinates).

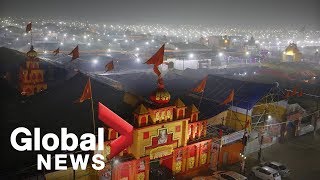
left=202, top=75, right=274, bottom=110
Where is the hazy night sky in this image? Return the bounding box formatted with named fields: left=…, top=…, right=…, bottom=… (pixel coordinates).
left=1, top=0, right=319, bottom=27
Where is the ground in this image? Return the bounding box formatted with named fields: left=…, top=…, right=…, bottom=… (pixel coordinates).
left=182, top=131, right=320, bottom=180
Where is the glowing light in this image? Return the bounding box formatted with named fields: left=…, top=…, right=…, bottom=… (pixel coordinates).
left=136, top=47, right=140, bottom=51
left=92, top=59, right=98, bottom=64
left=218, top=52, right=223, bottom=57
left=188, top=53, right=194, bottom=59
left=136, top=58, right=141, bottom=62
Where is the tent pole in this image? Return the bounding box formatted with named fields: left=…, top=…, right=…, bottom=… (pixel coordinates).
left=89, top=78, right=96, bottom=134
left=198, top=90, right=204, bottom=109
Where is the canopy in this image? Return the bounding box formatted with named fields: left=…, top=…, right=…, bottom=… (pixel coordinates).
left=202, top=75, right=274, bottom=110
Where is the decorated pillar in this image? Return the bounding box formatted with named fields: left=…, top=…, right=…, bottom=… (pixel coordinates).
left=133, top=104, right=150, bottom=127
left=173, top=99, right=186, bottom=120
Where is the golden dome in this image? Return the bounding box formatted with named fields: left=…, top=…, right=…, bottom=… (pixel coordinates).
left=149, top=87, right=171, bottom=105
left=27, top=46, right=38, bottom=58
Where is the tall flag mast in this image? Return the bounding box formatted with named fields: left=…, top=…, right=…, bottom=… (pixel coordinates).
left=76, top=77, right=96, bottom=134
left=144, top=44, right=165, bottom=88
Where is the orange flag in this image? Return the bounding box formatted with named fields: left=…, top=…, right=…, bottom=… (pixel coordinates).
left=192, top=76, right=208, bottom=93
left=53, top=48, right=59, bottom=56
left=77, top=78, right=92, bottom=103
left=220, top=89, right=235, bottom=105
left=26, top=22, right=32, bottom=33
left=105, top=61, right=114, bottom=72
left=284, top=90, right=290, bottom=98
left=298, top=89, right=303, bottom=97
left=69, top=45, right=79, bottom=60
left=144, top=44, right=165, bottom=66
left=290, top=87, right=297, bottom=96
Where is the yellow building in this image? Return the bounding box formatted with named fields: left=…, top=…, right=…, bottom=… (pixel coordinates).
left=46, top=89, right=216, bottom=180
left=282, top=43, right=302, bottom=62
left=108, top=95, right=214, bottom=180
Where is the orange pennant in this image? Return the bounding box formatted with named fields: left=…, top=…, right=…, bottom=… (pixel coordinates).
left=290, top=87, right=297, bottom=96
left=105, top=61, right=114, bottom=72
left=220, top=89, right=234, bottom=105
left=26, top=22, right=32, bottom=33
left=285, top=90, right=290, bottom=98
left=192, top=76, right=208, bottom=93
left=144, top=44, right=164, bottom=66
left=69, top=45, right=79, bottom=60
left=298, top=89, right=303, bottom=97
left=78, top=78, right=92, bottom=103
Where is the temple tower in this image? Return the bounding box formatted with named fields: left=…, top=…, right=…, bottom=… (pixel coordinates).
left=19, top=46, right=47, bottom=96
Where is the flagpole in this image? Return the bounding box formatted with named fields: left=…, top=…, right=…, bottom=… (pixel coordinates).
left=198, top=90, right=204, bottom=109
left=231, top=95, right=234, bottom=128
left=89, top=78, right=96, bottom=134
left=30, top=25, right=33, bottom=46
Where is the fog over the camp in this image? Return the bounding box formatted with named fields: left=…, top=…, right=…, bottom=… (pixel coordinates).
left=1, top=0, right=319, bottom=28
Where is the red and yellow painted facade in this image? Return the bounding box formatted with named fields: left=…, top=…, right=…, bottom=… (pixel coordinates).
left=105, top=98, right=214, bottom=180
left=19, top=46, right=47, bottom=96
